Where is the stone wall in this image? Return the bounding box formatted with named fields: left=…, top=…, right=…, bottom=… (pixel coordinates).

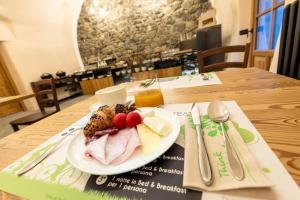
left=77, top=0, right=212, bottom=65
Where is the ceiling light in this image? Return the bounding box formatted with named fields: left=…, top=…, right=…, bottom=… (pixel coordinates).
left=93, top=0, right=99, bottom=7
left=99, top=8, right=106, bottom=17
left=89, top=7, right=95, bottom=14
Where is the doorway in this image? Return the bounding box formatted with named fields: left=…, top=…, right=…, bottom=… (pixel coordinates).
left=0, top=50, right=23, bottom=117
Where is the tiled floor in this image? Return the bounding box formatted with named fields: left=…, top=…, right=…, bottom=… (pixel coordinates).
left=0, top=95, right=91, bottom=139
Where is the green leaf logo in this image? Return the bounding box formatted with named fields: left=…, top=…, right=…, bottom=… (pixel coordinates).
left=232, top=121, right=257, bottom=144
left=208, top=130, right=218, bottom=137
left=201, top=115, right=228, bottom=137
left=187, top=114, right=257, bottom=144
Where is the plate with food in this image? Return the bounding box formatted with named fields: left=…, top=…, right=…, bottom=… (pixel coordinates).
left=67, top=103, right=180, bottom=175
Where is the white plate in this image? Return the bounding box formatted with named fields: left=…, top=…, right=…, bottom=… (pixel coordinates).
left=67, top=107, right=180, bottom=175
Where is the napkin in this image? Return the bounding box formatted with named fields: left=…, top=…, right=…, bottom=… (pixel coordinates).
left=183, top=116, right=272, bottom=191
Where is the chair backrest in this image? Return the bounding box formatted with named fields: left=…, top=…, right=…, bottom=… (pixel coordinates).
left=30, top=78, right=60, bottom=112
left=197, top=43, right=251, bottom=73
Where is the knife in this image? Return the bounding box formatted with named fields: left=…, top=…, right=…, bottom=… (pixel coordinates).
left=191, top=103, right=213, bottom=186
left=17, top=126, right=83, bottom=176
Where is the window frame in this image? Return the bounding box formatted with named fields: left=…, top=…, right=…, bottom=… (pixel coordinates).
left=254, top=0, right=285, bottom=51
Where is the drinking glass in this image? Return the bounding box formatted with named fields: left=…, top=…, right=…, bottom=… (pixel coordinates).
left=132, top=75, right=164, bottom=108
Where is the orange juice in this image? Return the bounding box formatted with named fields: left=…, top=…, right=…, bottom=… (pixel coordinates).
left=134, top=89, right=164, bottom=107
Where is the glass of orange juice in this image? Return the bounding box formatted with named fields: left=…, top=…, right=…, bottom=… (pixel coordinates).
left=133, top=76, right=164, bottom=107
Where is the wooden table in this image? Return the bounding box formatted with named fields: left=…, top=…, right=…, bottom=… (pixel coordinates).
left=174, top=49, right=194, bottom=56
left=0, top=94, right=34, bottom=106
left=0, top=94, right=35, bottom=117
left=1, top=68, right=300, bottom=199
left=79, top=76, right=114, bottom=95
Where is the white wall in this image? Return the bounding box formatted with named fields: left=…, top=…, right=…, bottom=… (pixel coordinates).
left=210, top=0, right=252, bottom=62
left=0, top=0, right=84, bottom=109
left=0, top=21, right=14, bottom=41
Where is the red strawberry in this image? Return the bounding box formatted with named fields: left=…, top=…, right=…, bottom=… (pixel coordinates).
left=113, top=113, right=127, bottom=129
left=126, top=112, right=142, bottom=128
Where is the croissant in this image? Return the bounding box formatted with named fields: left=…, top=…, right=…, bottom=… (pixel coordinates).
left=83, top=103, right=136, bottom=137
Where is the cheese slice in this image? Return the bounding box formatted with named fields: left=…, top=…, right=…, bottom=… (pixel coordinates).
left=137, top=124, right=161, bottom=154
left=143, top=116, right=172, bottom=136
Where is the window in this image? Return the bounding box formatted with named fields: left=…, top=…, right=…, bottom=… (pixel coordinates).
left=255, top=0, right=285, bottom=50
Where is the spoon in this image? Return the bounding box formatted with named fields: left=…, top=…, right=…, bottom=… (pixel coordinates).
left=207, top=101, right=244, bottom=181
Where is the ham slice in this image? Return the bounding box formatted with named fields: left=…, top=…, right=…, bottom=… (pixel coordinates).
left=86, top=134, right=109, bottom=164
left=85, top=128, right=141, bottom=165
left=105, top=128, right=131, bottom=163
left=111, top=128, right=141, bottom=165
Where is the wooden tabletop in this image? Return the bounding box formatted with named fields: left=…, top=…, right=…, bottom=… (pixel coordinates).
left=0, top=94, right=34, bottom=106
left=0, top=68, right=300, bottom=199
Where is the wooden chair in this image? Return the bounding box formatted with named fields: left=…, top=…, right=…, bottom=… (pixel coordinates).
left=10, top=79, right=60, bottom=131
left=197, top=43, right=251, bottom=73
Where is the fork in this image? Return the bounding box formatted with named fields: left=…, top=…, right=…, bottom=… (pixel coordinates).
left=17, top=126, right=84, bottom=176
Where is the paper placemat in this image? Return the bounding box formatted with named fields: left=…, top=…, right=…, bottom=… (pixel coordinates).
left=184, top=113, right=271, bottom=191
left=158, top=72, right=222, bottom=89
left=127, top=72, right=222, bottom=92
left=0, top=101, right=299, bottom=200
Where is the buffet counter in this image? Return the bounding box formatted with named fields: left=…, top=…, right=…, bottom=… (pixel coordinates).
left=79, top=76, right=114, bottom=95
